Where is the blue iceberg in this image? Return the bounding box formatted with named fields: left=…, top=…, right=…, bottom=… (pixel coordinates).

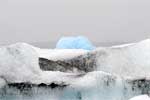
left=56, top=36, right=95, bottom=50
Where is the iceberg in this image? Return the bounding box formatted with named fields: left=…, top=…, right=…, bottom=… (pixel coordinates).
left=56, top=36, right=95, bottom=50
left=39, top=39, right=150, bottom=77
left=0, top=39, right=150, bottom=100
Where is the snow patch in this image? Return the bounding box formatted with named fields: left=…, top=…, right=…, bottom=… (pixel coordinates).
left=35, top=48, right=88, bottom=61
left=129, top=95, right=150, bottom=100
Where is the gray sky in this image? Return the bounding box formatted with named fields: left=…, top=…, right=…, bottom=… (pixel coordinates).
left=0, top=0, right=150, bottom=45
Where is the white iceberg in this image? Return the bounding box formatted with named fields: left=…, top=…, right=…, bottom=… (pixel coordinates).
left=0, top=39, right=149, bottom=100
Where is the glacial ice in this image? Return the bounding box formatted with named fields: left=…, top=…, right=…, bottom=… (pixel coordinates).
left=129, top=95, right=150, bottom=100
left=0, top=43, right=42, bottom=83
left=50, top=39, right=150, bottom=76
left=0, top=39, right=150, bottom=100
left=95, top=39, right=150, bottom=77
left=56, top=36, right=95, bottom=50
left=35, top=47, right=88, bottom=61
left=39, top=39, right=150, bottom=77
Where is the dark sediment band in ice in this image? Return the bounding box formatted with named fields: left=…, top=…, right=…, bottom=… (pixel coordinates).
left=0, top=73, right=150, bottom=100
left=39, top=51, right=97, bottom=72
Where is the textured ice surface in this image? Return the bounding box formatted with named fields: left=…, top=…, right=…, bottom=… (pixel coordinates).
left=50, top=39, right=150, bottom=77
left=39, top=39, right=150, bottom=77
left=0, top=43, right=42, bottom=83
left=0, top=39, right=150, bottom=100
left=95, top=39, right=150, bottom=77
left=35, top=47, right=88, bottom=61
left=129, top=95, right=150, bottom=100
left=56, top=36, right=95, bottom=50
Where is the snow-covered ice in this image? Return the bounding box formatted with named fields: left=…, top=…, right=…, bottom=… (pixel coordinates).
left=129, top=95, right=150, bottom=100
left=35, top=47, right=88, bottom=61
left=94, top=39, right=150, bottom=77
left=0, top=43, right=42, bottom=83
left=40, top=39, right=150, bottom=77
left=0, top=39, right=149, bottom=100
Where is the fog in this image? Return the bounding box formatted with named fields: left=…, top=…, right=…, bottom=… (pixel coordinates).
left=0, top=0, right=150, bottom=47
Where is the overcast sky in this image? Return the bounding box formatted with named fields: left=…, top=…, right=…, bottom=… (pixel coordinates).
left=0, top=0, right=150, bottom=45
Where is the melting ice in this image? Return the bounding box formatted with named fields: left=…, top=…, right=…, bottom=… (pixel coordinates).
left=0, top=39, right=150, bottom=100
